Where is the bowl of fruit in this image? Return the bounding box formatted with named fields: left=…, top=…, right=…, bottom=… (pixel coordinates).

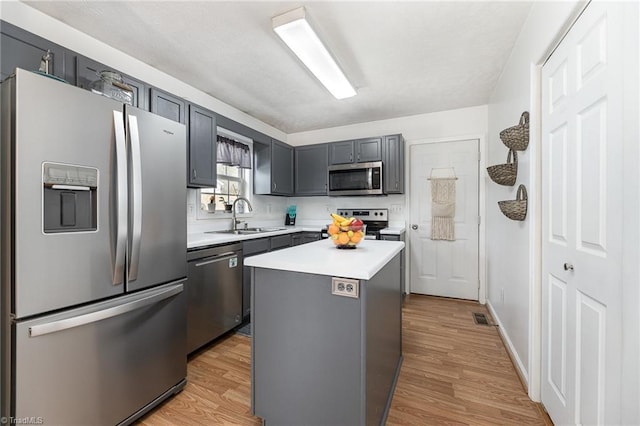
left=328, top=213, right=366, bottom=249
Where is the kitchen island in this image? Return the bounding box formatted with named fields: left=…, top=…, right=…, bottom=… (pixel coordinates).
left=245, top=239, right=404, bottom=426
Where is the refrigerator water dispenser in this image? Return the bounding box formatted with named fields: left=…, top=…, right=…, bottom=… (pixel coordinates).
left=42, top=162, right=98, bottom=233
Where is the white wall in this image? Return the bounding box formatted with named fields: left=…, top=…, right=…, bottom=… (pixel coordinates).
left=486, top=0, right=583, bottom=398
left=288, top=105, right=487, bottom=147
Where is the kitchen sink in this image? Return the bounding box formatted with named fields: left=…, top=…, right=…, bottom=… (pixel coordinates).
left=206, top=227, right=288, bottom=235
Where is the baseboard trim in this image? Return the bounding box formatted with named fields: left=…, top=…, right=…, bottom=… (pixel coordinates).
left=486, top=300, right=529, bottom=391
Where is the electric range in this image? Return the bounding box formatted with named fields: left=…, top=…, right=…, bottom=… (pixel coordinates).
left=336, top=208, right=389, bottom=240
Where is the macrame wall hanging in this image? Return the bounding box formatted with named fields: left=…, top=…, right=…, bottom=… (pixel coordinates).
left=428, top=168, right=457, bottom=241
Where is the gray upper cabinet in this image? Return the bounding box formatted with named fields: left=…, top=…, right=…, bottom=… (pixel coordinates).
left=383, top=134, right=404, bottom=194
left=329, top=141, right=354, bottom=165
left=188, top=104, right=217, bottom=188
left=271, top=140, right=294, bottom=195
left=75, top=56, right=147, bottom=109
left=295, top=144, right=328, bottom=196
left=355, top=137, right=383, bottom=162
left=1, top=21, right=69, bottom=82
left=254, top=139, right=294, bottom=196
left=329, top=137, right=382, bottom=165
left=150, top=88, right=186, bottom=124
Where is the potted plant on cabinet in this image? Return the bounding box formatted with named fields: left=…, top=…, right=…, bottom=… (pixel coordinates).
left=221, top=197, right=232, bottom=213
left=207, top=195, right=216, bottom=213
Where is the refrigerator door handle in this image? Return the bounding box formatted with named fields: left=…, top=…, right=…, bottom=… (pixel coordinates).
left=113, top=110, right=128, bottom=286
left=28, top=283, right=183, bottom=337
left=127, top=114, right=143, bottom=282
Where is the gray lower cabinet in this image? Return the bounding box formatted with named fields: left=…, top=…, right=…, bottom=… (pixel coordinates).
left=252, top=254, right=402, bottom=425
left=242, top=235, right=294, bottom=319
left=75, top=56, right=147, bottom=109
left=295, top=144, right=328, bottom=195
left=292, top=232, right=321, bottom=246
left=150, top=87, right=186, bottom=124
left=381, top=233, right=406, bottom=293
left=188, top=104, right=217, bottom=188
left=242, top=238, right=270, bottom=319
left=270, top=234, right=292, bottom=251
left=186, top=243, right=243, bottom=354
left=254, top=139, right=294, bottom=196
left=383, top=134, right=405, bottom=194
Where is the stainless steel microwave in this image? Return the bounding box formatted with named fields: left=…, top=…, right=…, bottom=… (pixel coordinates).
left=328, top=161, right=383, bottom=196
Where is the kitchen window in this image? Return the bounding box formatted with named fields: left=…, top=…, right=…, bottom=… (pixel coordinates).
left=199, top=164, right=249, bottom=212
left=198, top=128, right=253, bottom=217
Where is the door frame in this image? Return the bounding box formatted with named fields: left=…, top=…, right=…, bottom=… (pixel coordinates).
left=404, top=134, right=487, bottom=304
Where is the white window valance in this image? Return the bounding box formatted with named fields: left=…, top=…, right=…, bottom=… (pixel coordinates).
left=217, top=136, right=252, bottom=169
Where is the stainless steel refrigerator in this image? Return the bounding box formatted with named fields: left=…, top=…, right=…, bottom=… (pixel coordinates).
left=1, top=69, right=188, bottom=425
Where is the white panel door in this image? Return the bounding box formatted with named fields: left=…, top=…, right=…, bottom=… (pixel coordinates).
left=541, top=2, right=625, bottom=424
left=409, top=139, right=479, bottom=300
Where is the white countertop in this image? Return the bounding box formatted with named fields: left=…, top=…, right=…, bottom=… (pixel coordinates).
left=187, top=226, right=322, bottom=249
left=379, top=227, right=405, bottom=235
left=244, top=239, right=405, bottom=280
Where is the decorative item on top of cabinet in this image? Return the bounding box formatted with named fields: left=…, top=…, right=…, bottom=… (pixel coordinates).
left=498, top=184, right=528, bottom=221
left=500, top=111, right=530, bottom=151
left=486, top=149, right=517, bottom=186
left=76, top=56, right=146, bottom=108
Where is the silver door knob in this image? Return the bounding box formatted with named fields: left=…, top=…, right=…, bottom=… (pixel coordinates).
left=411, top=224, right=418, bottom=230
left=563, top=263, right=574, bottom=271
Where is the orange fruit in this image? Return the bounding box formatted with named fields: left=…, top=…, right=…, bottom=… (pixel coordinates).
left=350, top=232, right=362, bottom=244
left=337, top=232, right=350, bottom=245
left=328, top=224, right=339, bottom=235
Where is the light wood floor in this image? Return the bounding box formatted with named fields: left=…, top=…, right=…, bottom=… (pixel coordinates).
left=138, top=295, right=551, bottom=425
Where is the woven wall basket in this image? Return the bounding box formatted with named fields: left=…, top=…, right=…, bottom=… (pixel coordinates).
left=498, top=184, right=527, bottom=221
left=487, top=149, right=517, bottom=186
left=500, top=111, right=529, bottom=151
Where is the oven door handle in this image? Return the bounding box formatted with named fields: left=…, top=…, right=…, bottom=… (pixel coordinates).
left=367, top=168, right=373, bottom=190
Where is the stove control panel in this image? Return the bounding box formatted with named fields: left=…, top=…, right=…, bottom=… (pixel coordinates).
left=337, top=208, right=388, bottom=221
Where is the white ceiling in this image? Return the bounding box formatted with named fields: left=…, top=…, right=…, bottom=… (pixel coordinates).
left=23, top=1, right=532, bottom=134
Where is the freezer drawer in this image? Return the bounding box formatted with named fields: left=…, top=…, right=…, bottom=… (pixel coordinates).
left=12, top=282, right=187, bottom=425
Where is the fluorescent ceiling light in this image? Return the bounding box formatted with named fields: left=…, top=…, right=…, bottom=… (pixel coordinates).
left=273, top=7, right=356, bottom=100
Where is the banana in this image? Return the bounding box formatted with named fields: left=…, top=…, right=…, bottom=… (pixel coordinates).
left=340, top=218, right=354, bottom=227
left=330, top=212, right=347, bottom=222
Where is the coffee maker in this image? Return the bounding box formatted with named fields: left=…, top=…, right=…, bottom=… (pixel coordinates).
left=285, top=205, right=296, bottom=226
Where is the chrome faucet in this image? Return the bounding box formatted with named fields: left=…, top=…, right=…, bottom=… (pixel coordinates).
left=231, top=197, right=253, bottom=231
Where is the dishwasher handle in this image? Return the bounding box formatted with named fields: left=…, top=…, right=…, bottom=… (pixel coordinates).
left=29, top=283, right=183, bottom=337
left=194, top=251, right=238, bottom=268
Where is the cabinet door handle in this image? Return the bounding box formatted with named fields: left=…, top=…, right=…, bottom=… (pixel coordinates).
left=193, top=169, right=197, bottom=179
left=273, top=182, right=277, bottom=190
left=564, top=263, right=574, bottom=271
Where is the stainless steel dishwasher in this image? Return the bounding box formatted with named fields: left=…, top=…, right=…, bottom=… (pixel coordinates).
left=186, top=243, right=243, bottom=353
